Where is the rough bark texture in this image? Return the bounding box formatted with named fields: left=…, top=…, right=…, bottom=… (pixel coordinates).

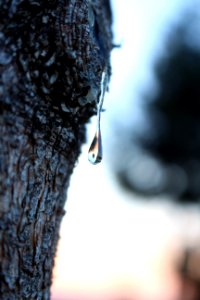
left=0, top=1, right=112, bottom=299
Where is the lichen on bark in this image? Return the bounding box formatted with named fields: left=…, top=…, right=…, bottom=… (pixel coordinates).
left=0, top=0, right=112, bottom=299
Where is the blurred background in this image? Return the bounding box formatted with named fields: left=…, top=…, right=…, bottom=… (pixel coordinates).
left=52, top=1, right=200, bottom=299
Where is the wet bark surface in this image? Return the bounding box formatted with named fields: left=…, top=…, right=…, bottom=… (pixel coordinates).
left=0, top=1, right=112, bottom=299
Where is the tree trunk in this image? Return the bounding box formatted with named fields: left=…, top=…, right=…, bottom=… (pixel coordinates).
left=0, top=1, right=112, bottom=299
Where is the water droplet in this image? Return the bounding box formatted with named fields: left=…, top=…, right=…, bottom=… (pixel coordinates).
left=88, top=68, right=108, bottom=164
left=88, top=128, right=102, bottom=164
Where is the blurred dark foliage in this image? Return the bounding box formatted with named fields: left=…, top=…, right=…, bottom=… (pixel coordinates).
left=115, top=14, right=200, bottom=203
left=144, top=38, right=200, bottom=166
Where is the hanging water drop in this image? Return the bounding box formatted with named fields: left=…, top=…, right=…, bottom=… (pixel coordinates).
left=88, top=127, right=102, bottom=164
left=88, top=68, right=107, bottom=164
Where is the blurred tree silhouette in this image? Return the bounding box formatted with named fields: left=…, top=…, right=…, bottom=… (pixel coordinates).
left=114, top=12, right=200, bottom=202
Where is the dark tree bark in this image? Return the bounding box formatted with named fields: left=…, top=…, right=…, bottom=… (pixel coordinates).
left=0, top=1, right=112, bottom=299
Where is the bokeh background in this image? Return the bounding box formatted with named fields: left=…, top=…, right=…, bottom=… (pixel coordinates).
left=52, top=1, right=200, bottom=299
